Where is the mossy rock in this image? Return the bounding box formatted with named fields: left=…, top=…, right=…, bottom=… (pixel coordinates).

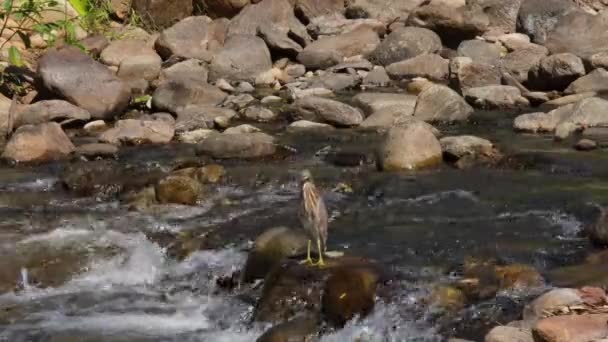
left=155, top=175, right=202, bottom=205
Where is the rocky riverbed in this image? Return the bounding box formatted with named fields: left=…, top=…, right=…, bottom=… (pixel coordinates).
left=3, top=0, right=608, bottom=341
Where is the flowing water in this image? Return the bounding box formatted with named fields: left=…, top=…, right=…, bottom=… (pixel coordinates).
left=0, top=109, right=606, bottom=341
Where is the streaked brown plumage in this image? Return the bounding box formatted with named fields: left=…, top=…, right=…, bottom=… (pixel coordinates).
left=299, top=169, right=328, bottom=265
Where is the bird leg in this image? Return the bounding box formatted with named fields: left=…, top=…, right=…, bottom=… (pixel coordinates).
left=302, top=239, right=314, bottom=265
left=316, top=238, right=325, bottom=267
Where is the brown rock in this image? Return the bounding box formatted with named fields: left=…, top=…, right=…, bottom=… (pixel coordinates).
left=156, top=175, right=201, bottom=205
left=132, top=0, right=193, bottom=28
left=533, top=314, right=608, bottom=342
left=2, top=123, right=75, bottom=162
left=99, top=119, right=175, bottom=145
left=377, top=120, right=443, bottom=171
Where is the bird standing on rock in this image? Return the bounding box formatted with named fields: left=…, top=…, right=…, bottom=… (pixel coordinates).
left=299, top=169, right=328, bottom=267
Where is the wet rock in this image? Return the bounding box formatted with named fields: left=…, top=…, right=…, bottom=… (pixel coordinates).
left=485, top=326, right=533, bottom=342
left=528, top=53, right=586, bottom=91
left=155, top=16, right=227, bottom=60
left=545, top=10, right=608, bottom=62
left=175, top=105, right=236, bottom=132
left=2, top=123, right=74, bottom=163
left=495, top=264, right=544, bottom=290
left=360, top=106, right=417, bottom=129
left=500, top=45, right=549, bottom=84
left=196, top=131, right=276, bottom=158
left=14, top=100, right=90, bottom=128
left=564, top=68, right=608, bottom=95
left=209, top=35, right=272, bottom=83
left=440, top=135, right=493, bottom=161
left=37, top=46, right=130, bottom=120
left=223, top=124, right=261, bottom=134
left=377, top=120, right=442, bottom=171
left=156, top=175, right=201, bottom=205
left=575, top=138, right=598, bottom=151
left=408, top=3, right=489, bottom=46
left=516, top=0, right=578, bottom=44
left=152, top=80, right=227, bottom=114
left=523, top=288, right=583, bottom=323
left=100, top=119, right=175, bottom=145
left=555, top=97, right=608, bottom=138
left=386, top=54, right=449, bottom=82
left=430, top=285, right=467, bottom=311
left=413, top=84, right=473, bottom=122
left=132, top=0, right=193, bottom=28
left=457, top=40, right=502, bottom=66
left=287, top=120, right=334, bottom=132
left=256, top=316, right=319, bottom=342
left=464, top=85, right=529, bottom=109
left=197, top=0, right=250, bottom=18
left=223, top=94, right=256, bottom=110
left=366, top=27, right=442, bottom=66
left=297, top=26, right=380, bottom=69
left=242, top=106, right=277, bottom=122
left=74, top=143, right=119, bottom=158
left=293, top=96, right=363, bottom=126
left=322, top=266, right=379, bottom=327
left=533, top=314, right=608, bottom=342
left=0, top=94, right=12, bottom=145
left=242, top=226, right=308, bottom=283
left=587, top=207, right=608, bottom=246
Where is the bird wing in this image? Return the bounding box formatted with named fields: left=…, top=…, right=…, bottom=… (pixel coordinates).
left=302, top=182, right=328, bottom=249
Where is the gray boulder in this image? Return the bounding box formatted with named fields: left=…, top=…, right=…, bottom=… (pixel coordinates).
left=366, top=27, right=442, bottom=66
left=293, top=96, right=363, bottom=126
left=528, top=53, right=586, bottom=91
left=516, top=0, right=578, bottom=44
left=208, top=35, right=272, bottom=83
left=14, top=100, right=90, bottom=128
left=500, top=44, right=549, bottom=84
left=564, top=68, right=608, bottom=94
left=456, top=40, right=502, bottom=66
left=37, top=46, right=131, bottom=120
left=155, top=16, right=228, bottom=60
left=545, top=10, right=608, bottom=62
left=413, top=84, right=473, bottom=122
left=100, top=119, right=175, bottom=145
left=386, top=54, right=449, bottom=81
left=132, top=0, right=193, bottom=28
left=440, top=135, right=493, bottom=160
left=175, top=105, right=237, bottom=132
left=353, top=93, right=418, bottom=115
left=2, top=122, right=75, bottom=162
left=377, top=120, right=443, bottom=171
left=152, top=80, right=227, bottom=113
left=464, top=85, right=529, bottom=109
left=159, top=59, right=209, bottom=84
left=196, top=132, right=276, bottom=158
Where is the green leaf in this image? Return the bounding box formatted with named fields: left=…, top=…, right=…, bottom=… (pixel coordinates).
left=67, top=0, right=88, bottom=16
left=8, top=47, right=23, bottom=67
left=3, top=0, right=13, bottom=12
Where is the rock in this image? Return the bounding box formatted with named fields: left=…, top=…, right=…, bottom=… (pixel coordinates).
left=79, top=35, right=109, bottom=58
left=345, top=0, right=424, bottom=23
left=452, top=62, right=502, bottom=92
left=223, top=124, right=261, bottom=134
left=386, top=54, right=449, bottom=81
left=353, top=92, right=418, bottom=116
left=360, top=107, right=415, bottom=129
left=132, top=0, right=193, bottom=28
left=469, top=0, right=523, bottom=34
left=74, top=143, right=119, bottom=158
left=363, top=66, right=391, bottom=87
left=293, top=96, right=363, bottom=126
left=430, top=285, right=467, bottom=311
left=500, top=44, right=549, bottom=84
left=14, top=100, right=90, bottom=128
left=84, top=120, right=107, bottom=134
left=308, top=73, right=358, bottom=92
left=377, top=120, right=443, bottom=171
left=408, top=3, right=489, bottom=47
left=590, top=52, right=608, bottom=70
left=575, top=138, right=597, bottom=151
left=208, top=35, right=272, bottom=83
left=242, top=226, right=309, bottom=283
left=533, top=314, right=608, bottom=342
left=175, top=105, right=237, bottom=132
left=564, top=68, right=608, bottom=95
left=156, top=175, right=201, bottom=205
left=545, top=11, right=608, bottom=62
left=155, top=16, right=227, bottom=60
left=555, top=97, right=608, bottom=138
left=464, top=85, right=529, bottom=109
left=196, top=132, right=276, bottom=158
left=2, top=123, right=75, bottom=162
left=37, top=46, right=131, bottom=120
left=257, top=22, right=304, bottom=58
left=117, top=52, right=162, bottom=82
left=159, top=59, right=209, bottom=84
left=297, top=26, right=380, bottom=69
left=588, top=207, right=608, bottom=246
left=307, top=13, right=386, bottom=37
left=513, top=107, right=572, bottom=133
left=495, top=264, right=544, bottom=290
left=287, top=120, right=334, bottom=132
left=457, top=40, right=502, bottom=66
left=528, top=53, right=586, bottom=91
left=99, top=119, right=175, bottom=145
left=366, top=27, right=442, bottom=66
left=261, top=95, right=283, bottom=104
left=523, top=288, right=583, bottom=323
left=256, top=316, right=318, bottom=342
left=242, top=106, right=277, bottom=122
left=294, top=0, right=343, bottom=22
left=152, top=80, right=227, bottom=113
left=197, top=0, right=250, bottom=18
left=440, top=135, right=493, bottom=160
left=177, top=128, right=215, bottom=143
left=516, top=0, right=578, bottom=44
left=100, top=38, right=155, bottom=67
left=413, top=84, right=474, bottom=122
left=485, top=326, right=533, bottom=342
left=322, top=266, right=379, bottom=327
left=0, top=94, right=12, bottom=144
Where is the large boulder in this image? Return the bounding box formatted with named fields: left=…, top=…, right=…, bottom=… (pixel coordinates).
left=523, top=288, right=583, bottom=323
left=2, top=123, right=75, bottom=162
left=408, top=3, right=489, bottom=47
left=456, top=40, right=502, bottom=66
left=377, top=120, right=443, bottom=171
left=37, top=46, right=131, bottom=120
left=464, top=85, right=529, bottom=109
left=413, top=84, right=474, bottom=122
left=99, top=119, right=175, bottom=145
left=293, top=96, right=363, bottom=126
left=528, top=53, right=586, bottom=91
left=451, top=60, right=502, bottom=92
left=294, top=0, right=344, bottom=22
left=297, top=26, right=380, bottom=69
left=468, top=0, right=523, bottom=33
left=14, top=100, right=90, bottom=128
left=155, top=16, right=227, bottom=60
left=208, top=35, right=272, bottom=83
left=345, top=0, right=425, bottom=24
left=196, top=132, right=276, bottom=158
left=564, top=68, right=608, bottom=95
left=152, top=80, right=227, bottom=113
left=545, top=11, right=608, bottom=62
left=132, top=0, right=192, bottom=28
left=386, top=54, right=449, bottom=81
left=516, top=0, right=578, bottom=44
left=196, top=0, right=250, bottom=18
left=500, top=44, right=549, bottom=84
left=353, top=92, right=418, bottom=115
left=158, top=59, right=209, bottom=84
left=366, top=26, right=442, bottom=66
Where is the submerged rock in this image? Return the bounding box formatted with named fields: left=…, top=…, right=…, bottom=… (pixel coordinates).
left=256, top=316, right=319, bottom=342
left=155, top=175, right=202, bottom=205
left=2, top=123, right=75, bottom=163
left=439, top=135, right=493, bottom=161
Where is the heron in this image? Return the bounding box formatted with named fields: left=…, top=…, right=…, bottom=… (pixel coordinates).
left=299, top=169, right=328, bottom=267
